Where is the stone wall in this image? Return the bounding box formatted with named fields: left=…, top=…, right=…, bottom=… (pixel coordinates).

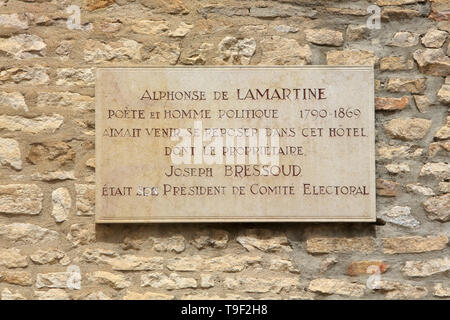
left=0, top=0, right=448, bottom=300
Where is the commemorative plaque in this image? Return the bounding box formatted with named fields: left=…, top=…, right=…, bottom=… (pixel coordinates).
left=96, top=67, right=375, bottom=223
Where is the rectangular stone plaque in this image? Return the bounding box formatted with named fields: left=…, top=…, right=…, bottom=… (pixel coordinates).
left=95, top=66, right=375, bottom=223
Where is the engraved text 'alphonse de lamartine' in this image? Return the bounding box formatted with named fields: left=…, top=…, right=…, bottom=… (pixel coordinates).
left=95, top=67, right=375, bottom=223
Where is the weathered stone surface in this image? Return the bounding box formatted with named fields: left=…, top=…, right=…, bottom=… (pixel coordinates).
left=385, top=163, right=410, bottom=174
left=435, top=117, right=450, bottom=140
left=305, top=29, right=343, bottom=46
left=307, top=237, right=376, bottom=254
left=437, top=84, right=450, bottom=105
left=308, top=278, right=365, bottom=297
left=402, top=257, right=449, bottom=277
left=34, top=289, right=70, bottom=300
left=141, top=272, right=197, bottom=290
left=37, top=92, right=94, bottom=111
left=419, top=162, right=450, bottom=180
left=429, top=0, right=450, bottom=21
left=346, top=25, right=367, bottom=41
left=140, top=0, right=188, bottom=15
left=0, top=270, right=32, bottom=286
left=169, top=22, right=193, bottom=37
left=85, top=158, right=95, bottom=168
left=0, top=114, right=64, bottom=133
left=82, top=248, right=118, bottom=264
left=387, top=78, right=426, bottom=94
left=0, top=13, right=29, bottom=31
left=375, top=280, right=428, bottom=299
left=0, top=138, right=22, bottom=170
left=382, top=235, right=448, bottom=254
left=145, top=42, right=181, bottom=65
left=273, top=25, right=298, bottom=33
left=413, top=95, right=431, bottom=113
left=325, top=7, right=367, bottom=16
left=433, top=283, right=450, bottom=297
left=152, top=235, right=185, bottom=253
left=84, top=39, right=142, bottom=63
left=60, top=257, right=71, bottom=266
left=32, top=170, right=75, bottom=181
left=0, top=184, right=43, bottom=215
left=384, top=118, right=431, bottom=140
left=259, top=36, right=311, bottom=65
left=197, top=5, right=249, bottom=17
left=236, top=229, right=291, bottom=252
left=121, top=235, right=145, bottom=250
left=225, top=276, right=299, bottom=293
left=439, top=182, right=450, bottom=193
left=55, top=41, right=71, bottom=56
left=67, top=223, right=96, bottom=246
left=423, top=194, right=450, bottom=222
left=413, top=49, right=450, bottom=76
left=381, top=206, right=420, bottom=228
left=75, top=184, right=95, bottom=216
left=320, top=256, right=338, bottom=273
left=36, top=272, right=71, bottom=289
left=239, top=25, right=268, bottom=34
left=30, top=249, right=65, bottom=265
left=0, top=223, right=59, bottom=244
left=0, top=91, right=28, bottom=112
left=0, top=248, right=28, bottom=268
left=421, top=29, right=447, bottom=48
left=0, top=66, right=49, bottom=85
left=181, top=293, right=253, bottom=300
left=326, top=50, right=378, bottom=66
left=380, top=56, right=414, bottom=71
left=167, top=254, right=261, bottom=272
left=388, top=32, right=419, bottom=47
left=56, top=68, right=95, bottom=86
left=34, top=16, right=52, bottom=26
left=406, top=184, right=435, bottom=196
left=192, top=229, right=229, bottom=249
left=77, top=291, right=111, bottom=300
left=347, top=261, right=389, bottom=276
left=249, top=6, right=317, bottom=18
left=375, top=96, right=409, bottom=111
left=1, top=288, right=26, bottom=300
left=179, top=42, right=212, bottom=65
left=382, top=7, right=419, bottom=20
left=429, top=141, right=450, bottom=157
left=84, top=0, right=115, bottom=11
left=123, top=290, right=174, bottom=300
left=376, top=0, right=422, bottom=5
left=108, top=255, right=164, bottom=271
left=376, top=179, right=399, bottom=197
left=216, top=36, right=256, bottom=65
left=377, top=144, right=423, bottom=160
left=200, top=274, right=216, bottom=288
left=130, top=20, right=169, bottom=35
left=269, top=258, right=299, bottom=273
left=0, top=34, right=46, bottom=59
left=97, top=17, right=121, bottom=31
left=27, top=141, right=74, bottom=166
left=51, top=187, right=71, bottom=223
left=89, top=271, right=131, bottom=290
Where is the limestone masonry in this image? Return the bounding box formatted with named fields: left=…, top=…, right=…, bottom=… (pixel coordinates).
left=0, top=0, right=449, bottom=300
